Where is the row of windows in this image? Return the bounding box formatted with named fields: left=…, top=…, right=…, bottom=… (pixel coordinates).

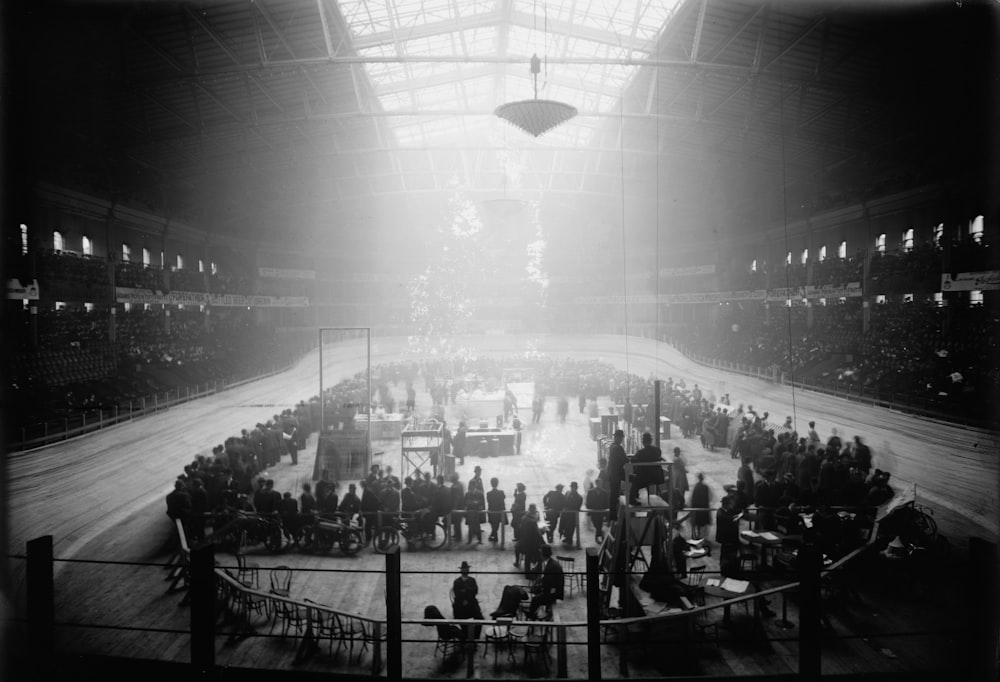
left=750, top=215, right=987, bottom=271
left=27, top=225, right=219, bottom=274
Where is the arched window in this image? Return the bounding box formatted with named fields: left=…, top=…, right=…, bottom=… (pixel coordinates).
left=82, top=235, right=93, bottom=256
left=198, top=259, right=205, bottom=273
left=818, top=245, right=827, bottom=262
left=875, top=233, right=886, bottom=253
left=176, top=254, right=184, bottom=270
left=902, top=228, right=914, bottom=252
left=800, top=249, right=809, bottom=265
left=838, top=240, right=847, bottom=259
left=933, top=223, right=944, bottom=246
left=970, top=215, right=984, bottom=243
left=142, top=247, right=151, bottom=267
left=785, top=251, right=792, bottom=265
left=122, top=243, right=131, bottom=261
left=53, top=231, right=64, bottom=251
left=750, top=259, right=757, bottom=272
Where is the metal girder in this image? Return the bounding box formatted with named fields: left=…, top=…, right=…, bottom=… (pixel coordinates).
left=506, top=8, right=653, bottom=52
left=701, top=11, right=827, bottom=122
left=128, top=18, right=277, bottom=155
left=252, top=0, right=329, bottom=106
left=690, top=0, right=708, bottom=62
left=350, top=9, right=499, bottom=50
left=660, top=4, right=767, bottom=112
left=317, top=0, right=335, bottom=58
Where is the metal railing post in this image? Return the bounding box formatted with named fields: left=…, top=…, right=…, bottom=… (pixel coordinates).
left=385, top=547, right=401, bottom=680
left=586, top=548, right=601, bottom=682
left=190, top=542, right=216, bottom=673
left=26, top=536, right=54, bottom=663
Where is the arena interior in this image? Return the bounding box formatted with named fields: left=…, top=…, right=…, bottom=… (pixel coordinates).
left=2, top=1, right=998, bottom=681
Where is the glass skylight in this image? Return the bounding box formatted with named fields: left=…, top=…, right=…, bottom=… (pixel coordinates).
left=337, top=0, right=682, bottom=148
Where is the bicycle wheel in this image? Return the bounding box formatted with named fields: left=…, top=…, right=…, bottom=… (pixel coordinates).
left=372, top=527, right=400, bottom=554
left=340, top=529, right=364, bottom=556
left=423, top=522, right=448, bottom=550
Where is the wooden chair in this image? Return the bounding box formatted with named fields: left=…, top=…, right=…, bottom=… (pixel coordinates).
left=556, top=556, right=580, bottom=597
left=522, top=621, right=552, bottom=674
left=483, top=618, right=514, bottom=668
left=235, top=552, right=259, bottom=589
left=303, top=599, right=338, bottom=657
left=686, top=564, right=707, bottom=587
left=269, top=565, right=292, bottom=598
left=739, top=545, right=759, bottom=572
left=334, top=613, right=368, bottom=663
left=425, top=606, right=464, bottom=659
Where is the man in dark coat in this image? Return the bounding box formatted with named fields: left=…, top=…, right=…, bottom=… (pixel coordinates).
left=585, top=481, right=609, bottom=542
left=528, top=544, right=564, bottom=618
left=515, top=504, right=544, bottom=572
left=452, top=561, right=484, bottom=638
left=166, top=480, right=192, bottom=525
left=359, top=480, right=382, bottom=542
left=429, top=475, right=453, bottom=536
left=629, top=432, right=664, bottom=504
left=486, top=478, right=506, bottom=542
left=542, top=484, right=566, bottom=544
left=606, top=430, right=627, bottom=522
left=453, top=422, right=467, bottom=466
left=559, top=482, right=583, bottom=545
left=338, top=482, right=362, bottom=518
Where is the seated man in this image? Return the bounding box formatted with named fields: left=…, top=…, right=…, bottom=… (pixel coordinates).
left=490, top=584, right=529, bottom=619
left=528, top=545, right=564, bottom=619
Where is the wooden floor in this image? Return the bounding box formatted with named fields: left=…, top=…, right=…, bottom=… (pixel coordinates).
left=5, top=334, right=994, bottom=678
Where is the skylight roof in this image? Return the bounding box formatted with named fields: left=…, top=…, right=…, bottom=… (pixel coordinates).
left=338, top=0, right=681, bottom=148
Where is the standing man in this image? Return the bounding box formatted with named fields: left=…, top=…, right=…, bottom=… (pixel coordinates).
left=585, top=480, right=609, bottom=542
left=512, top=414, right=523, bottom=455
left=453, top=422, right=467, bottom=466
left=606, top=430, right=627, bottom=523
left=559, top=481, right=583, bottom=546
left=486, top=478, right=506, bottom=542
left=542, top=484, right=566, bottom=544
left=629, top=432, right=664, bottom=504
left=531, top=395, right=543, bottom=424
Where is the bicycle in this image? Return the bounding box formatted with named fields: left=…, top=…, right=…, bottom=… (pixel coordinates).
left=372, top=512, right=447, bottom=552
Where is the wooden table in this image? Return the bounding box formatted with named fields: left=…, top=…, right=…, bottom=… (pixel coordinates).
left=704, top=577, right=758, bottom=623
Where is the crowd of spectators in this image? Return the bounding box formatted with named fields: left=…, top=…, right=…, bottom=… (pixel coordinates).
left=675, top=296, right=995, bottom=422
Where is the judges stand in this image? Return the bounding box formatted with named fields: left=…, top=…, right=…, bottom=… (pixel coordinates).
left=400, top=419, right=444, bottom=480
left=596, top=461, right=674, bottom=613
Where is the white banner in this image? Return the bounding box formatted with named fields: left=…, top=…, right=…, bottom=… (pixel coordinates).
left=115, top=287, right=309, bottom=307
left=657, top=264, right=716, bottom=277
left=941, top=271, right=1000, bottom=291
left=573, top=290, right=767, bottom=305
left=257, top=267, right=315, bottom=280
left=803, top=282, right=863, bottom=299
left=6, top=278, right=40, bottom=300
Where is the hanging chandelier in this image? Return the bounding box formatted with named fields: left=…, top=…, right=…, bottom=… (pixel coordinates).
left=495, top=54, right=577, bottom=138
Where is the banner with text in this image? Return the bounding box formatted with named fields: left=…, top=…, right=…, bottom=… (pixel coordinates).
left=940, top=271, right=1000, bottom=292
left=6, top=278, right=40, bottom=300
left=573, top=290, right=767, bottom=305
left=657, top=264, right=716, bottom=277
left=257, top=267, right=316, bottom=280
left=7, top=279, right=38, bottom=301
left=116, top=287, right=309, bottom=307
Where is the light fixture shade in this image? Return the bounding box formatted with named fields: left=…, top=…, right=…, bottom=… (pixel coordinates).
left=494, top=99, right=578, bottom=137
